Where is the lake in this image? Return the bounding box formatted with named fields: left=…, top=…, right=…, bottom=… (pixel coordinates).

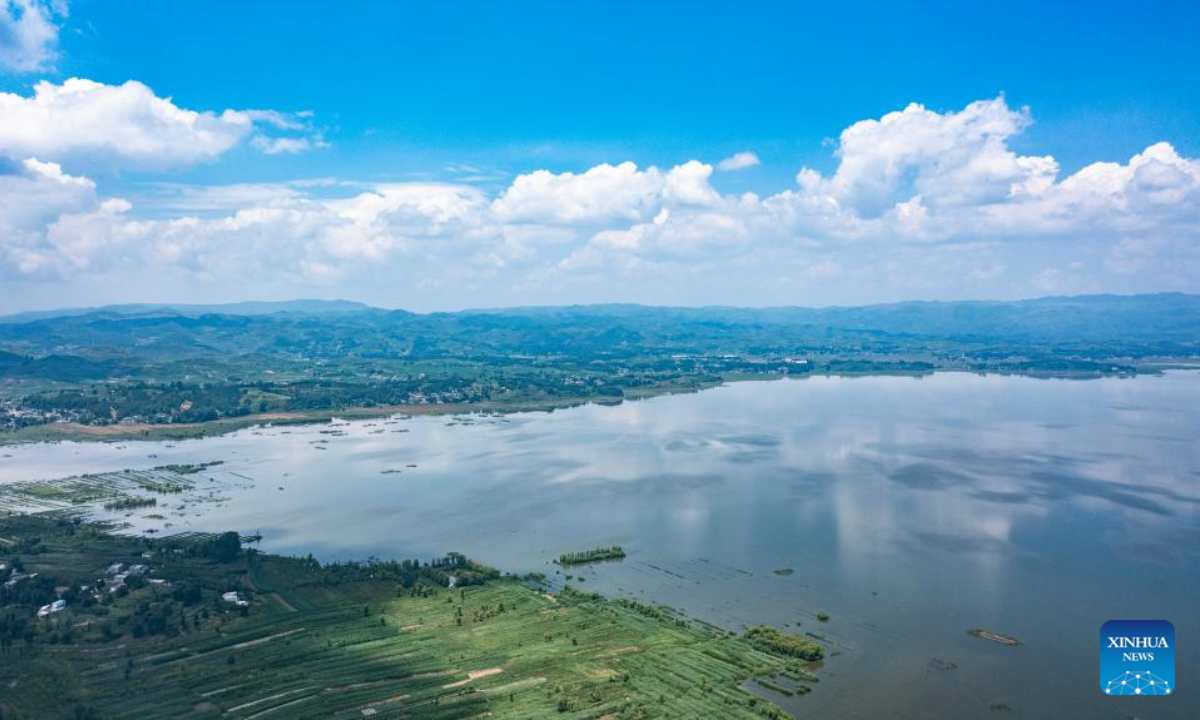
left=2, top=372, right=1197, bottom=719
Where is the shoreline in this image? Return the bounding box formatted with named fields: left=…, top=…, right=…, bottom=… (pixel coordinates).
left=0, top=377, right=722, bottom=446
left=1, top=366, right=1181, bottom=446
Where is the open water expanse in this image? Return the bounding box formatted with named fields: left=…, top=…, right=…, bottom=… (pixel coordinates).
left=2, top=372, right=1197, bottom=719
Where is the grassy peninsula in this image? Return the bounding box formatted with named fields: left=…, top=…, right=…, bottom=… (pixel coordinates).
left=0, top=513, right=819, bottom=719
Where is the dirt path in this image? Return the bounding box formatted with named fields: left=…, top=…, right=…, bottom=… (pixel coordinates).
left=444, top=667, right=503, bottom=689
left=270, top=593, right=298, bottom=613
left=226, top=685, right=316, bottom=714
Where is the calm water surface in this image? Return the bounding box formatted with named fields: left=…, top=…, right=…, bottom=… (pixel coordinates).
left=2, top=372, right=1198, bottom=719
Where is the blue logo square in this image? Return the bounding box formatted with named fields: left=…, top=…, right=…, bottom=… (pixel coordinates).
left=1101, top=620, right=1175, bottom=696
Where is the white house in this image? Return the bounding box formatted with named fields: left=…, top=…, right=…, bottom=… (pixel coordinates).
left=222, top=591, right=249, bottom=607
left=37, top=599, right=67, bottom=618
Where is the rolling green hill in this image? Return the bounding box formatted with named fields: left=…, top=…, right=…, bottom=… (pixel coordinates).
left=1, top=294, right=1196, bottom=437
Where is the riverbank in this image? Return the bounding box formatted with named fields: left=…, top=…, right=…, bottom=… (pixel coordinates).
left=0, top=364, right=1166, bottom=446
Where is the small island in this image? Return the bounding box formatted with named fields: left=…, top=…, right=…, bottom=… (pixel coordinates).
left=968, top=628, right=1022, bottom=646
left=557, top=545, right=626, bottom=566
left=744, top=625, right=826, bottom=661
left=102, top=496, right=157, bottom=511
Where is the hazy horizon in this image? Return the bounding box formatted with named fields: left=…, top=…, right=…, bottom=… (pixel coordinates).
left=6, top=289, right=1200, bottom=320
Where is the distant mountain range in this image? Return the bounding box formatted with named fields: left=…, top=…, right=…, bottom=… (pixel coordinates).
left=0, top=292, right=1196, bottom=376
left=467, top=293, right=1200, bottom=344
left=2, top=293, right=1197, bottom=433
left=0, top=299, right=376, bottom=324
left=3, top=292, right=1199, bottom=344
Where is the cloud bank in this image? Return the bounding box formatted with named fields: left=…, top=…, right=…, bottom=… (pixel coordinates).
left=2, top=94, right=1198, bottom=308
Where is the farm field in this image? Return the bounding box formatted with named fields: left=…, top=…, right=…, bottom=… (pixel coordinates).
left=0, top=514, right=813, bottom=719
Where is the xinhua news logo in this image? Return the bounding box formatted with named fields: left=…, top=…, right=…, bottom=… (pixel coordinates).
left=1101, top=620, right=1175, bottom=696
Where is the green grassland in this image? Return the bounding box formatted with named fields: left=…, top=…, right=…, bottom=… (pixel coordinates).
left=1, top=514, right=817, bottom=719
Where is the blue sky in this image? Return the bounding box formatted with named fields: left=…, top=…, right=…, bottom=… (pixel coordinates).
left=1, top=0, right=1199, bottom=311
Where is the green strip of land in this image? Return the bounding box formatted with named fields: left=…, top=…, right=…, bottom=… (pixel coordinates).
left=1, top=514, right=817, bottom=719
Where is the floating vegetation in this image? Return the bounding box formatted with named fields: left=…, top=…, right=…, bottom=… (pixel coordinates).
left=816, top=612, right=830, bottom=622
left=756, top=677, right=795, bottom=696
left=558, top=546, right=626, bottom=566
left=744, top=626, right=825, bottom=661
left=0, top=466, right=251, bottom=517
left=780, top=663, right=820, bottom=683
left=155, top=461, right=224, bottom=475
left=968, top=628, right=1022, bottom=646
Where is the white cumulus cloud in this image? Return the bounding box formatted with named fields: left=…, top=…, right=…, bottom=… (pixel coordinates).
left=717, top=151, right=760, bottom=171
left=0, top=0, right=63, bottom=73
left=0, top=79, right=326, bottom=171
left=0, top=155, right=99, bottom=275
left=492, top=160, right=719, bottom=225
left=800, top=97, right=1057, bottom=217
left=2, top=96, right=1199, bottom=307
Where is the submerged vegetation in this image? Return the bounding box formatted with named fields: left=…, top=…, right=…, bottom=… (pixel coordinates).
left=0, top=513, right=826, bottom=718
left=557, top=546, right=626, bottom=566
left=0, top=467, right=243, bottom=516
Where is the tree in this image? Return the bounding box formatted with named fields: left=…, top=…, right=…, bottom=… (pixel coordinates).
left=208, top=532, right=241, bottom=563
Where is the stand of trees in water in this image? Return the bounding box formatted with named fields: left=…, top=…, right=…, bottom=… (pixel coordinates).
left=558, top=546, right=626, bottom=565
left=744, top=626, right=825, bottom=661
